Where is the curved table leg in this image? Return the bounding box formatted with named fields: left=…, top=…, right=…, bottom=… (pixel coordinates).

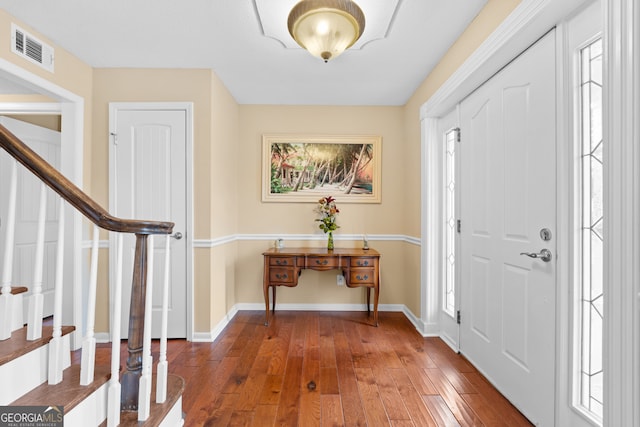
left=263, top=284, right=270, bottom=326
left=272, top=286, right=277, bottom=313
left=366, top=287, right=371, bottom=315
left=373, top=283, right=379, bottom=327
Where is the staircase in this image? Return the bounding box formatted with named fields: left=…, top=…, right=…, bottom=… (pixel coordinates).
left=0, top=124, right=184, bottom=426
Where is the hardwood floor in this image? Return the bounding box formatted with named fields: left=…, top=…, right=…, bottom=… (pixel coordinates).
left=92, top=311, right=533, bottom=426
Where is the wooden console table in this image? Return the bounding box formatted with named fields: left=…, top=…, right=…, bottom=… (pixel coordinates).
left=262, top=247, right=381, bottom=326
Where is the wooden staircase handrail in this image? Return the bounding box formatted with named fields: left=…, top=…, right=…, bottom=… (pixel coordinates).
left=0, top=124, right=173, bottom=235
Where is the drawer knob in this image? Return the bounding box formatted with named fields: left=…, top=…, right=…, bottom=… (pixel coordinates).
left=357, top=260, right=369, bottom=266
left=276, top=259, right=288, bottom=265
left=275, top=273, right=288, bottom=280
left=356, top=274, right=369, bottom=281
left=315, top=259, right=328, bottom=265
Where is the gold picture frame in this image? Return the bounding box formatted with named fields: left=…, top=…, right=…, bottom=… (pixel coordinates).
left=262, top=134, right=381, bottom=203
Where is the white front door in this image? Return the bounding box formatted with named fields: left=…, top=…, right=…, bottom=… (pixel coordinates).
left=459, top=31, right=556, bottom=425
left=110, top=106, right=188, bottom=338
left=0, top=116, right=61, bottom=320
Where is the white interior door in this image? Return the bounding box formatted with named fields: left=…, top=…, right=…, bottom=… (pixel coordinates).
left=459, top=31, right=556, bottom=425
left=110, top=106, right=187, bottom=339
left=0, top=116, right=60, bottom=321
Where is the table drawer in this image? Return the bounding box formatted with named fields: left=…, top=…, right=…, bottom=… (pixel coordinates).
left=348, top=269, right=375, bottom=284
left=307, top=256, right=339, bottom=268
left=351, top=257, right=376, bottom=267
left=269, top=268, right=295, bottom=283
left=270, top=257, right=295, bottom=267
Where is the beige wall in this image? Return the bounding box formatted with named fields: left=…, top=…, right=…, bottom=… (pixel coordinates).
left=0, top=10, right=94, bottom=193
left=403, top=0, right=522, bottom=238
left=235, top=105, right=413, bottom=310
left=0, top=0, right=521, bottom=335
left=91, top=68, right=240, bottom=332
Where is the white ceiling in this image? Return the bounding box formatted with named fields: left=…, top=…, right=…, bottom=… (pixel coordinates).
left=0, top=0, right=487, bottom=105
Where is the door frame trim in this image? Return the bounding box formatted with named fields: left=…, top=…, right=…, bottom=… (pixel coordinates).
left=108, top=102, right=194, bottom=341
left=0, top=58, right=85, bottom=351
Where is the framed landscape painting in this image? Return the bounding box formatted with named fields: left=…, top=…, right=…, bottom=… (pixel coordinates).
left=262, top=134, right=381, bottom=203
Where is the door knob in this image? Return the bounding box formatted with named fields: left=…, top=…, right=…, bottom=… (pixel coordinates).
left=171, top=231, right=183, bottom=240
left=520, top=248, right=552, bottom=262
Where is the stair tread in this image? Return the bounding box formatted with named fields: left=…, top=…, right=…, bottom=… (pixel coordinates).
left=99, top=374, right=185, bottom=426
left=10, top=286, right=28, bottom=295
left=11, top=364, right=111, bottom=412
left=0, top=325, right=75, bottom=366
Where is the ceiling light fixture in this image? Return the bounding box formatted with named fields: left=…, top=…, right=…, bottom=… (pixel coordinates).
left=287, top=0, right=365, bottom=63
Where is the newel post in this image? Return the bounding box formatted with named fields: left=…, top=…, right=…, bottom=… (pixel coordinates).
left=121, top=234, right=149, bottom=411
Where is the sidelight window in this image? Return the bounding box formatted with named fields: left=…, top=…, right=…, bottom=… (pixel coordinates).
left=578, top=37, right=603, bottom=421
left=443, top=128, right=458, bottom=317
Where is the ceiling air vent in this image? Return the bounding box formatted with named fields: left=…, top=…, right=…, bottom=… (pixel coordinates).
left=11, top=24, right=54, bottom=72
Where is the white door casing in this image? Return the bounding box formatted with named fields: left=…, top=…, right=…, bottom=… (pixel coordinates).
left=459, top=30, right=556, bottom=426
left=0, top=116, right=61, bottom=321
left=109, top=104, right=191, bottom=339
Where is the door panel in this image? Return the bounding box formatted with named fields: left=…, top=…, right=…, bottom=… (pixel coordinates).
left=459, top=30, right=556, bottom=426
left=112, top=108, right=187, bottom=339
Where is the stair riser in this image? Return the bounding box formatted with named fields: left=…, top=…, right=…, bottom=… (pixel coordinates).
left=0, top=345, right=47, bottom=405
left=1, top=334, right=71, bottom=405
left=64, top=382, right=108, bottom=426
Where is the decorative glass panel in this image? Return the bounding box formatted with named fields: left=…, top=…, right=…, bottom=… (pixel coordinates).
left=443, top=128, right=458, bottom=316
left=578, top=38, right=604, bottom=421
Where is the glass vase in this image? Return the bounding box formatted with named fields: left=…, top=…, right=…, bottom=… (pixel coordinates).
left=327, top=231, right=334, bottom=250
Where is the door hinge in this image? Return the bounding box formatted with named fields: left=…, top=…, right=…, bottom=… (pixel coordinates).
left=110, top=132, right=118, bottom=144
left=456, top=310, right=461, bottom=324
left=455, top=127, right=461, bottom=142
left=457, top=219, right=461, bottom=233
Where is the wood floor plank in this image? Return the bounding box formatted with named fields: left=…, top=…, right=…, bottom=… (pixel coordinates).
left=424, top=338, right=476, bottom=373
left=422, top=395, right=462, bottom=427
left=371, top=366, right=412, bottom=422
left=234, top=352, right=272, bottom=411
left=355, top=367, right=392, bottom=426
left=462, top=373, right=533, bottom=426
left=333, top=326, right=368, bottom=426
left=252, top=405, right=278, bottom=427
left=390, top=421, right=417, bottom=427
left=259, top=374, right=284, bottom=406
left=275, top=315, right=307, bottom=425
left=266, top=321, right=293, bottom=375
left=300, top=326, right=321, bottom=427
left=461, top=393, right=514, bottom=427
left=388, top=368, right=438, bottom=427
left=424, top=368, right=484, bottom=426
left=342, top=318, right=369, bottom=369
left=228, top=410, right=255, bottom=427
left=88, top=311, right=533, bottom=427
left=320, top=367, right=340, bottom=395
left=274, top=355, right=303, bottom=425
left=321, top=395, right=345, bottom=427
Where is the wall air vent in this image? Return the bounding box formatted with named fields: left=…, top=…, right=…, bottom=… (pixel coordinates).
left=11, top=24, right=54, bottom=72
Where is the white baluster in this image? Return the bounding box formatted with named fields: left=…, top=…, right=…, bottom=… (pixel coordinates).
left=0, top=161, right=18, bottom=340
left=80, top=224, right=99, bottom=385
left=156, top=234, right=170, bottom=403
left=48, top=198, right=65, bottom=384
left=107, top=233, right=123, bottom=427
left=138, top=235, right=154, bottom=421
left=27, top=183, right=47, bottom=340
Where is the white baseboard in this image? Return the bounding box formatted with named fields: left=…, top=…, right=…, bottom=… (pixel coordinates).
left=95, top=332, right=110, bottom=344
left=191, top=303, right=425, bottom=342
left=191, top=305, right=239, bottom=342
